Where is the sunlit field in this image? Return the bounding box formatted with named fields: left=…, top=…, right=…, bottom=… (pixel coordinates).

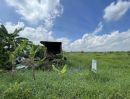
left=0, top=52, right=130, bottom=99
left=1, top=0, right=130, bottom=98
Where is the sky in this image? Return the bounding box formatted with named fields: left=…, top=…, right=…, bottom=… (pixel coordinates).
left=0, top=0, right=130, bottom=51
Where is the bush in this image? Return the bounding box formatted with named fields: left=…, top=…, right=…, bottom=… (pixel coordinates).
left=127, top=51, right=130, bottom=56
left=3, top=82, right=34, bottom=99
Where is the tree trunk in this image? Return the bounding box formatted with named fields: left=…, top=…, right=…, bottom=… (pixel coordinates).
left=11, top=64, right=15, bottom=79
left=32, top=65, right=36, bottom=80
left=31, top=58, right=36, bottom=80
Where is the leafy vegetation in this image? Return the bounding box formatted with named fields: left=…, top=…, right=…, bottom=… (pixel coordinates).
left=0, top=52, right=130, bottom=99
left=0, top=24, right=130, bottom=98
left=0, top=25, right=46, bottom=70
left=52, top=64, right=67, bottom=74
left=0, top=24, right=22, bottom=70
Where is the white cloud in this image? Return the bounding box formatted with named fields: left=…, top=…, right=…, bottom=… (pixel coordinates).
left=3, top=22, right=130, bottom=51
left=20, top=26, right=54, bottom=44
left=68, top=30, right=130, bottom=52
left=5, top=0, right=63, bottom=28
left=93, top=22, right=103, bottom=34
left=62, top=22, right=130, bottom=52
left=4, top=0, right=63, bottom=45
left=56, top=37, right=71, bottom=50
left=4, top=22, right=24, bottom=33
left=103, top=0, right=130, bottom=21
left=4, top=22, right=54, bottom=44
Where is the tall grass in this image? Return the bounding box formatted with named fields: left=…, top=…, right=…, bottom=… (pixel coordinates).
left=0, top=52, right=130, bottom=99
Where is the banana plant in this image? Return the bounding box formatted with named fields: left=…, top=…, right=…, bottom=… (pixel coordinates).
left=28, top=45, right=36, bottom=80
left=0, top=25, right=10, bottom=69
left=0, top=24, right=22, bottom=70
left=8, top=41, right=27, bottom=64
left=8, top=41, right=27, bottom=79
left=52, top=64, right=67, bottom=74
left=28, top=45, right=46, bottom=80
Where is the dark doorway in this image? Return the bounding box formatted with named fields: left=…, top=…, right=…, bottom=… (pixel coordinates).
left=40, top=41, right=62, bottom=58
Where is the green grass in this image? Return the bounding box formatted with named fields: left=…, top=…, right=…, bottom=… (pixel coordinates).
left=0, top=52, right=130, bottom=99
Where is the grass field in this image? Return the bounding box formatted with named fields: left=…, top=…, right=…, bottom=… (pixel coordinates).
left=0, top=52, right=130, bottom=99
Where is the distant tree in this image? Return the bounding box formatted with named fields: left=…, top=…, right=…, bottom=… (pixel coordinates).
left=127, top=51, right=130, bottom=56
left=81, top=51, right=84, bottom=53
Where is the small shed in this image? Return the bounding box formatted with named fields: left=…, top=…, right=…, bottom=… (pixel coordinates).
left=40, top=41, right=62, bottom=58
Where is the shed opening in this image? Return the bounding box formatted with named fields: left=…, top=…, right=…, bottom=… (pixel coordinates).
left=40, top=41, right=62, bottom=58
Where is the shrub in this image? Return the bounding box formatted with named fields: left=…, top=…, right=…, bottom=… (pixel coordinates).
left=127, top=51, right=130, bottom=56
left=3, top=82, right=34, bottom=99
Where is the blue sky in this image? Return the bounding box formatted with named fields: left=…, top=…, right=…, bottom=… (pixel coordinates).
left=54, top=0, right=130, bottom=40
left=0, top=0, right=130, bottom=51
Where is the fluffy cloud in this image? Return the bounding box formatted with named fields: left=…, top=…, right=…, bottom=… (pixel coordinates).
left=4, top=22, right=54, bottom=44
left=4, top=22, right=24, bottom=33
left=92, top=22, right=103, bottom=35
left=3, top=22, right=130, bottom=51
left=5, top=0, right=63, bottom=28
left=20, top=26, right=54, bottom=44
left=103, top=0, right=130, bottom=21
left=68, top=30, right=130, bottom=52
left=5, top=0, right=63, bottom=44
left=4, top=0, right=130, bottom=52
left=61, top=22, right=130, bottom=52
left=56, top=37, right=71, bottom=50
